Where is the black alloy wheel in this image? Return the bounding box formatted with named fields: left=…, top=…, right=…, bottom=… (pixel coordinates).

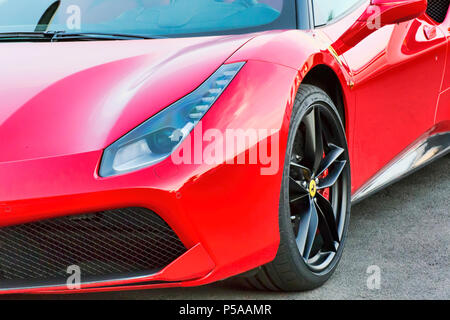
left=241, top=84, right=351, bottom=291
left=288, top=99, right=348, bottom=272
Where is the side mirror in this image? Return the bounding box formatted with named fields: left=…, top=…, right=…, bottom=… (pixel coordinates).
left=332, top=0, right=428, bottom=55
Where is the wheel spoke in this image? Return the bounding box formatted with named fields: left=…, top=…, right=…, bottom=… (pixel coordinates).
left=304, top=200, right=319, bottom=259
left=290, top=161, right=312, bottom=180
left=316, top=144, right=344, bottom=178
left=316, top=193, right=340, bottom=243
left=295, top=199, right=311, bottom=255
left=289, top=177, right=308, bottom=195
left=318, top=160, right=346, bottom=189
left=314, top=200, right=338, bottom=253
left=303, top=107, right=324, bottom=175
left=296, top=198, right=319, bottom=260
left=313, top=108, right=325, bottom=175
left=290, top=193, right=309, bottom=203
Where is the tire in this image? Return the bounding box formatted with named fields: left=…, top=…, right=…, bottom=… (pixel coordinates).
left=243, top=84, right=351, bottom=291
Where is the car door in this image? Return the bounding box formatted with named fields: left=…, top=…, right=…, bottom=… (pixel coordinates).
left=315, top=0, right=448, bottom=191
left=427, top=0, right=450, bottom=90
left=428, top=0, right=450, bottom=124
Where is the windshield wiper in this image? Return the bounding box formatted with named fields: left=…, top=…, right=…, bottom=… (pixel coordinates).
left=0, top=31, right=55, bottom=42
left=0, top=31, right=164, bottom=42
left=51, top=32, right=165, bottom=41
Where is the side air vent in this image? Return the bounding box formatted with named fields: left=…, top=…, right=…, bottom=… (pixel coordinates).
left=427, top=0, right=450, bottom=23
left=0, top=208, right=186, bottom=288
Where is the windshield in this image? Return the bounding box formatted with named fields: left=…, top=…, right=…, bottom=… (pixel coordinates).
left=0, top=0, right=296, bottom=37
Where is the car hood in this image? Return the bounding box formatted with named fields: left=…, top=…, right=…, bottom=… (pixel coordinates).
left=0, top=35, right=253, bottom=162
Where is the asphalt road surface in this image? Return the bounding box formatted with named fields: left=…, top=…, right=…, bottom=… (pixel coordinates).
left=3, top=155, right=449, bottom=300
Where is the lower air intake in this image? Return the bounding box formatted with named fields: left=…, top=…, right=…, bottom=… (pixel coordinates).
left=0, top=208, right=186, bottom=287
left=426, top=0, right=450, bottom=23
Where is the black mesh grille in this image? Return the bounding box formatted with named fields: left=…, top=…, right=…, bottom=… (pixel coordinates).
left=0, top=208, right=186, bottom=285
left=427, top=0, right=450, bottom=23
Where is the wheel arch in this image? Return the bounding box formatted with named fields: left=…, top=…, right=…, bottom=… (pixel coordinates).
left=301, top=65, right=347, bottom=130
left=226, top=30, right=356, bottom=189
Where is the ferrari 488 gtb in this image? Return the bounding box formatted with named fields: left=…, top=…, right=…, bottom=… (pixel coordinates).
left=0, top=0, right=448, bottom=294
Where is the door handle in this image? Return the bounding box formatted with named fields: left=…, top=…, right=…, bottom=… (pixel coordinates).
left=423, top=25, right=437, bottom=40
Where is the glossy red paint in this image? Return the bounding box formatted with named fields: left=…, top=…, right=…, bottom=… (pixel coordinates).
left=0, top=0, right=448, bottom=294
left=436, top=87, right=450, bottom=123
left=0, top=35, right=256, bottom=162
left=321, top=1, right=448, bottom=191
left=439, top=4, right=450, bottom=89
left=0, top=58, right=297, bottom=294
left=332, top=0, right=428, bottom=55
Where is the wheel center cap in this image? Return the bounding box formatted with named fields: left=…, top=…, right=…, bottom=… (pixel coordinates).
left=309, top=180, right=317, bottom=198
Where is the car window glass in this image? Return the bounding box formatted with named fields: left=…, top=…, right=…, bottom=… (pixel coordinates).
left=0, top=0, right=290, bottom=36
left=312, top=0, right=363, bottom=26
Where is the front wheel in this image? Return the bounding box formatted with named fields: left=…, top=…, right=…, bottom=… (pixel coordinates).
left=245, top=84, right=351, bottom=291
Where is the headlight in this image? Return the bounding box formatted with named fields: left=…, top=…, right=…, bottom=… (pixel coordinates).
left=99, top=62, right=245, bottom=177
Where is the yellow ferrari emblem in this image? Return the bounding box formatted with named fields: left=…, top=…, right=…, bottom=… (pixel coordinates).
left=309, top=180, right=317, bottom=198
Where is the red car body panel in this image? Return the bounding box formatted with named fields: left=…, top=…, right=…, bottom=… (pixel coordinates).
left=320, top=3, right=448, bottom=190
left=0, top=35, right=255, bottom=162
left=436, top=88, right=450, bottom=123
left=0, top=1, right=448, bottom=294
left=441, top=12, right=450, bottom=90
left=436, top=9, right=450, bottom=123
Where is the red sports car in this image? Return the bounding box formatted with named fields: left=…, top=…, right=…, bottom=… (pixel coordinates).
left=0, top=0, right=448, bottom=294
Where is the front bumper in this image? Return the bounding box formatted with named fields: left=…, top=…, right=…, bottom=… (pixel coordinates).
left=0, top=60, right=298, bottom=293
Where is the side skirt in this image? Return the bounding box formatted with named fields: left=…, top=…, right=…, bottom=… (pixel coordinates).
left=352, top=130, right=450, bottom=204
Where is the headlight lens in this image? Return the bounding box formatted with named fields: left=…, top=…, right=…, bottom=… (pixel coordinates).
left=99, top=62, right=245, bottom=177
